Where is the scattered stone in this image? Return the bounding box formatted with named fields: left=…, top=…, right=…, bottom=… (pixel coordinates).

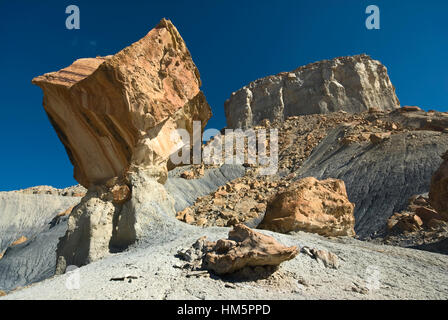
left=10, top=236, right=28, bottom=247
left=0, top=290, right=6, bottom=297
left=400, top=106, right=422, bottom=112
left=310, top=249, right=340, bottom=269
left=382, top=192, right=448, bottom=254
left=110, top=275, right=140, bottom=283
left=415, top=206, right=444, bottom=224
left=297, top=277, right=310, bottom=287
left=204, top=224, right=298, bottom=275
left=427, top=219, right=448, bottom=230
left=351, top=283, right=369, bottom=295
left=300, top=246, right=340, bottom=269
left=369, top=132, right=391, bottom=144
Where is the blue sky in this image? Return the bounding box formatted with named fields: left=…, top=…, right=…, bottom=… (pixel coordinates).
left=0, top=0, right=447, bottom=190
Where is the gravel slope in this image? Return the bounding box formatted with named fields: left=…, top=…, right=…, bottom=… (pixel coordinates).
left=0, top=193, right=79, bottom=291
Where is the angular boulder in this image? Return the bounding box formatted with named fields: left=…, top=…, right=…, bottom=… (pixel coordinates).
left=32, top=18, right=212, bottom=188
left=259, top=177, right=356, bottom=237
left=224, top=54, right=400, bottom=129
left=204, top=224, right=298, bottom=275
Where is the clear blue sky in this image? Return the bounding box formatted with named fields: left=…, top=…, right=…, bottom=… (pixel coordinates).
left=0, top=0, right=447, bottom=190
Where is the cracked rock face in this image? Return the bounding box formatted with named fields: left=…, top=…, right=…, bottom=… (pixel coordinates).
left=203, top=224, right=299, bottom=275
left=32, top=18, right=212, bottom=188
left=224, top=54, right=399, bottom=129
left=259, top=177, right=356, bottom=237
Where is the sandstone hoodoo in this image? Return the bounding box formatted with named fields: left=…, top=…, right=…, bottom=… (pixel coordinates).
left=32, top=18, right=212, bottom=188
left=259, top=177, right=356, bottom=237
left=32, top=19, right=213, bottom=271
left=224, top=54, right=400, bottom=129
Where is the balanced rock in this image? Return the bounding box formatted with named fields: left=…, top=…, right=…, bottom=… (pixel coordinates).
left=32, top=18, right=212, bottom=188
left=204, top=224, right=298, bottom=275
left=224, top=54, right=400, bottom=129
left=46, top=19, right=212, bottom=271
left=259, top=177, right=356, bottom=237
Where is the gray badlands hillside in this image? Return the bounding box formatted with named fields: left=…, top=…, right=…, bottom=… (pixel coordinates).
left=1, top=19, right=447, bottom=299
left=0, top=165, right=244, bottom=292
left=0, top=192, right=80, bottom=291
left=296, top=113, right=448, bottom=238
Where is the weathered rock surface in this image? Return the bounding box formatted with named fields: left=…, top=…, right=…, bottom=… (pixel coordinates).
left=224, top=54, right=399, bottom=128
left=203, top=224, right=298, bottom=275
left=259, top=177, right=355, bottom=237
left=32, top=18, right=212, bottom=188
left=429, top=151, right=448, bottom=220
left=55, top=170, right=179, bottom=272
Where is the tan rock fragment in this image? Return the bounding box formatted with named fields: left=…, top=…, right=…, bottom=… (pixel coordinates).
left=369, top=132, right=391, bottom=144
left=10, top=236, right=28, bottom=247
left=204, top=224, right=298, bottom=275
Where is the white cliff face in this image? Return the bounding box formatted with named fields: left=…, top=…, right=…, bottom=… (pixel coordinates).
left=224, top=54, right=400, bottom=128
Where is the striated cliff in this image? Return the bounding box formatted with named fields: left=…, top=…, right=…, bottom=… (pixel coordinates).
left=224, top=54, right=400, bottom=128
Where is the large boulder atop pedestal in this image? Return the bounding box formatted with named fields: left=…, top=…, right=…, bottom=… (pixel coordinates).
left=32, top=18, right=212, bottom=188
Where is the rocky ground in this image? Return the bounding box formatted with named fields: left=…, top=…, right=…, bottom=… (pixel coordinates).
left=3, top=223, right=448, bottom=300
left=175, top=109, right=448, bottom=243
